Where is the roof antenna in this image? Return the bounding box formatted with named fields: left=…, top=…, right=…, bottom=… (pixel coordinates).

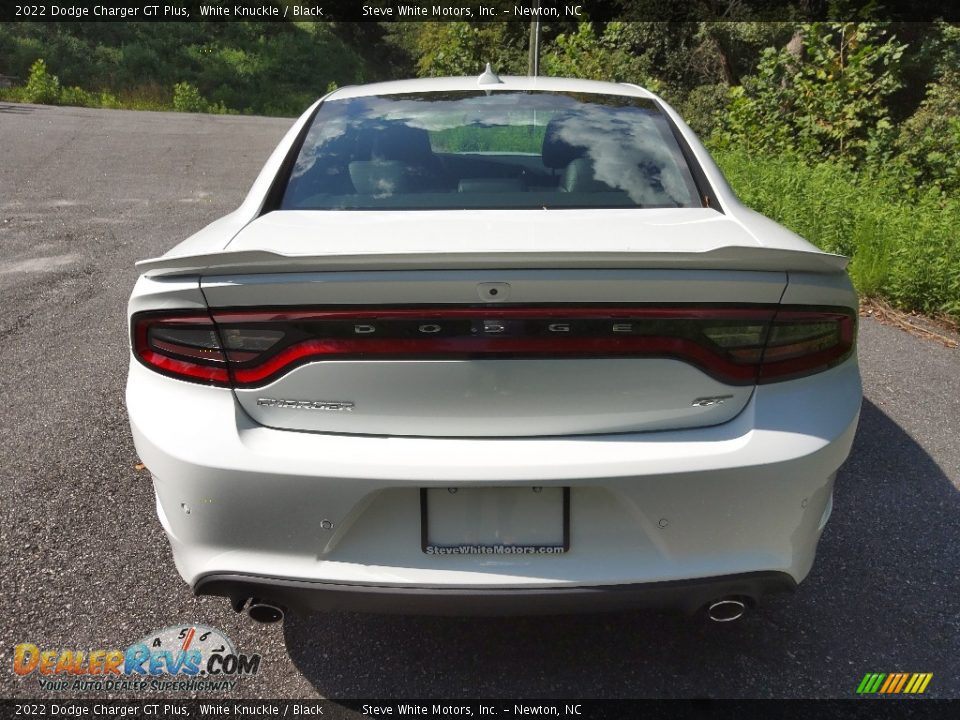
left=477, top=63, right=503, bottom=86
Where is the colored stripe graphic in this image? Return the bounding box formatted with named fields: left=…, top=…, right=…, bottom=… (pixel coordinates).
left=857, top=673, right=932, bottom=694
left=879, top=674, right=897, bottom=693
left=893, top=673, right=909, bottom=693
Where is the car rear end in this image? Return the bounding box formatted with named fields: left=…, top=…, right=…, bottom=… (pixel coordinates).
left=126, top=78, right=862, bottom=617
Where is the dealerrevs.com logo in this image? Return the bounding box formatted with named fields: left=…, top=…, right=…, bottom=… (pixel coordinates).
left=13, top=625, right=261, bottom=692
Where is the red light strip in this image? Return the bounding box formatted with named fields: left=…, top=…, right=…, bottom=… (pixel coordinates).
left=214, top=306, right=782, bottom=386
left=229, top=335, right=761, bottom=386
left=138, top=349, right=230, bottom=383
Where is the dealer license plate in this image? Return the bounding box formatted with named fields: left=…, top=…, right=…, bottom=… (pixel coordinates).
left=421, top=486, right=569, bottom=555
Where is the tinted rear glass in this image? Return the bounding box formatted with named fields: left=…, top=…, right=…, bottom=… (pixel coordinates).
left=281, top=91, right=703, bottom=211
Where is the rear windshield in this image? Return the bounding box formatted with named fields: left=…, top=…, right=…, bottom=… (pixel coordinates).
left=280, top=91, right=703, bottom=211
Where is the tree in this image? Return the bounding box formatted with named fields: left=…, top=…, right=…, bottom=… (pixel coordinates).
left=407, top=22, right=527, bottom=77
left=540, top=22, right=661, bottom=91
left=22, top=59, right=60, bottom=104
left=717, top=22, right=907, bottom=164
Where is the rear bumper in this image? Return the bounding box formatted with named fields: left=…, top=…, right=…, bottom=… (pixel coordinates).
left=196, top=571, right=797, bottom=616
left=127, top=355, right=861, bottom=606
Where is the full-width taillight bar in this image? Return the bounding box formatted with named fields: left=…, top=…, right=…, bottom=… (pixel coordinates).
left=130, top=305, right=855, bottom=388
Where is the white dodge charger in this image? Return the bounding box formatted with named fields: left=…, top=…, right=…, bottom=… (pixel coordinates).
left=126, top=73, right=862, bottom=623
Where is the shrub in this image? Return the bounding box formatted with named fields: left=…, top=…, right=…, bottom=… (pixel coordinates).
left=22, top=59, right=60, bottom=104
left=715, top=23, right=906, bottom=165
left=412, top=22, right=526, bottom=77
left=675, top=83, right=729, bottom=137
left=541, top=23, right=662, bottom=92
left=172, top=81, right=208, bottom=113
left=58, top=86, right=95, bottom=107
left=894, top=74, right=960, bottom=194
left=97, top=91, right=122, bottom=109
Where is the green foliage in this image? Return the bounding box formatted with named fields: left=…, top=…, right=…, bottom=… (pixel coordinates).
left=58, top=86, right=95, bottom=107
left=603, top=22, right=793, bottom=97
left=892, top=71, right=960, bottom=194
left=411, top=22, right=527, bottom=77
left=540, top=22, right=661, bottom=92
left=713, top=149, right=960, bottom=319
left=675, top=83, right=729, bottom=136
left=847, top=217, right=894, bottom=299
left=716, top=23, right=906, bottom=163
left=692, top=22, right=795, bottom=85
left=22, top=59, right=60, bottom=104
left=172, top=81, right=208, bottom=113
left=893, top=23, right=960, bottom=195
left=0, top=22, right=366, bottom=116
left=2, top=57, right=161, bottom=111
left=97, top=90, right=122, bottom=110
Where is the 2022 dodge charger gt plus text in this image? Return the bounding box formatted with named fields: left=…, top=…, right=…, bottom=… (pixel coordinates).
left=126, top=73, right=862, bottom=623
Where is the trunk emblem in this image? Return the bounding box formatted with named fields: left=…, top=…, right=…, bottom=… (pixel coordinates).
left=691, top=395, right=734, bottom=407
left=257, top=398, right=354, bottom=412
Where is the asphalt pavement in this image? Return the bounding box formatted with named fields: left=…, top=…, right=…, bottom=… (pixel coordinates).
left=1, top=103, right=957, bottom=701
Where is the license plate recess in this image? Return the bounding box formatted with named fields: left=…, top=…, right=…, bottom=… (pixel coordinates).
left=420, top=486, right=570, bottom=555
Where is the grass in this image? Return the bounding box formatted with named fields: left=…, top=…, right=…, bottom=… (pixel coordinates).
left=0, top=82, right=227, bottom=114
left=712, top=149, right=960, bottom=321
left=0, top=61, right=238, bottom=114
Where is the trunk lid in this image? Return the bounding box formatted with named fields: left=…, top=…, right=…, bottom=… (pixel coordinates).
left=144, top=209, right=844, bottom=438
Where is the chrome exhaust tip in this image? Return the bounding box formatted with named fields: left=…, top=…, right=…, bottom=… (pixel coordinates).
left=706, top=597, right=747, bottom=622
left=246, top=599, right=285, bottom=624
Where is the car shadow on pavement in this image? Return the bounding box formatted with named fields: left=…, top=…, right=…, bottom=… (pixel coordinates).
left=282, top=398, right=959, bottom=699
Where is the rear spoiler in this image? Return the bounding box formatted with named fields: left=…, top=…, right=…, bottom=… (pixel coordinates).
left=136, top=246, right=849, bottom=277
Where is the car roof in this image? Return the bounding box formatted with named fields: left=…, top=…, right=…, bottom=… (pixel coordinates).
left=324, top=75, right=657, bottom=101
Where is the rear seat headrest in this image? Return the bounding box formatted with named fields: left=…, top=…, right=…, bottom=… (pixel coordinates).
left=541, top=115, right=589, bottom=169
left=371, top=123, right=435, bottom=165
